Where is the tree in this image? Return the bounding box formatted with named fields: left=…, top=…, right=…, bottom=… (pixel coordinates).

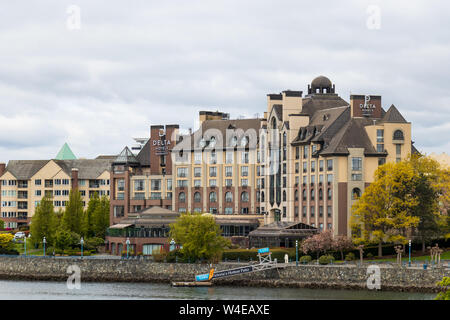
left=169, top=212, right=230, bottom=263
left=92, top=195, right=110, bottom=239
left=55, top=228, right=80, bottom=251
left=83, top=192, right=100, bottom=238
left=333, top=235, right=354, bottom=260
left=62, top=189, right=84, bottom=235
left=301, top=230, right=334, bottom=259
left=30, top=196, right=57, bottom=247
left=0, top=219, right=4, bottom=230
left=435, top=277, right=450, bottom=300
left=351, top=161, right=420, bottom=257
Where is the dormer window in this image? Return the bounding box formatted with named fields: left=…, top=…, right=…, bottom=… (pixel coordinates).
left=393, top=130, right=404, bottom=140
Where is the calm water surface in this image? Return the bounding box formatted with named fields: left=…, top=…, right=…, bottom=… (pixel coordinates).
left=0, top=280, right=435, bottom=300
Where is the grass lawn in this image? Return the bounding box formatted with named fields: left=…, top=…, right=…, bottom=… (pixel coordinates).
left=363, top=250, right=450, bottom=263
left=13, top=242, right=45, bottom=256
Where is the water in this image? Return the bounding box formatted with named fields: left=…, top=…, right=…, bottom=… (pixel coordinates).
left=0, top=280, right=435, bottom=300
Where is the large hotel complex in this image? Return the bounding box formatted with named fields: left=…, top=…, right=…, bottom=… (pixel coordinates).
left=0, top=76, right=418, bottom=251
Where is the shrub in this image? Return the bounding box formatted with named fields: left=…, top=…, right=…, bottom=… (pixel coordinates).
left=299, top=255, right=312, bottom=264
left=345, top=252, right=356, bottom=261
left=152, top=251, right=167, bottom=262
left=319, top=255, right=335, bottom=265
left=366, top=252, right=374, bottom=259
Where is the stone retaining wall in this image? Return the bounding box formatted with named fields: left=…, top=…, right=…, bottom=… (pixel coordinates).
left=0, top=256, right=448, bottom=292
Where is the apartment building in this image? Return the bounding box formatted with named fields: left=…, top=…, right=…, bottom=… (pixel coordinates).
left=0, top=144, right=112, bottom=228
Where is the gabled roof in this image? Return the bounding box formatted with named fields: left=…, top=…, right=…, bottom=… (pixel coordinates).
left=55, top=143, right=77, bottom=160
left=382, top=105, right=408, bottom=123
left=2, top=160, right=49, bottom=180
left=113, top=146, right=139, bottom=165
left=53, top=159, right=113, bottom=179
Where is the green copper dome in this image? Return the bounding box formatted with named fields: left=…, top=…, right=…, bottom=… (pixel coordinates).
left=55, top=143, right=77, bottom=160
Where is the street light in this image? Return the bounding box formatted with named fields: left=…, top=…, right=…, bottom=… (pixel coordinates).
left=24, top=235, right=27, bottom=256
left=126, top=238, right=130, bottom=259
left=170, top=238, right=175, bottom=252
left=43, top=237, right=46, bottom=257
left=80, top=237, right=84, bottom=258
left=296, top=240, right=299, bottom=267
left=408, top=239, right=412, bottom=267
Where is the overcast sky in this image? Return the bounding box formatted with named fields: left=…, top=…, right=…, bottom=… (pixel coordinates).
left=0, top=0, right=449, bottom=162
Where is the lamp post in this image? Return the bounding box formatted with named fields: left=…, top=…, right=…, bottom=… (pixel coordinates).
left=170, top=238, right=175, bottom=252
left=80, top=237, right=84, bottom=258
left=126, top=238, right=130, bottom=259
left=24, top=235, right=27, bottom=256
left=296, top=240, right=299, bottom=267
left=408, top=239, right=412, bottom=267
left=43, top=237, right=46, bottom=257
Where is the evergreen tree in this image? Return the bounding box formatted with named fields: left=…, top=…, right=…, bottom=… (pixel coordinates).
left=30, top=196, right=57, bottom=247
left=83, top=192, right=100, bottom=238
left=92, top=195, right=110, bottom=239
left=62, top=189, right=84, bottom=235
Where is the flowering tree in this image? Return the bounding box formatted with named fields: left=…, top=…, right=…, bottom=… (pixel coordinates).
left=302, top=230, right=334, bottom=258
left=333, top=235, right=354, bottom=260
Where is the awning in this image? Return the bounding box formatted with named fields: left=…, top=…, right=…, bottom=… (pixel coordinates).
left=109, top=223, right=133, bottom=229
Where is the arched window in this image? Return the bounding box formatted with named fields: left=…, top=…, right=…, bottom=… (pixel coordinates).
left=311, top=189, right=315, bottom=200
left=393, top=130, right=404, bottom=140
left=352, top=188, right=361, bottom=200
left=225, top=191, right=233, bottom=203
left=327, top=188, right=332, bottom=200
left=194, top=192, right=201, bottom=203
left=178, top=192, right=186, bottom=203
left=256, top=191, right=260, bottom=202
left=272, top=118, right=277, bottom=129
left=319, top=189, right=323, bottom=200
left=241, top=191, right=249, bottom=202
left=282, top=190, right=286, bottom=202
left=209, top=191, right=217, bottom=202
left=302, top=189, right=307, bottom=201
left=294, top=190, right=299, bottom=201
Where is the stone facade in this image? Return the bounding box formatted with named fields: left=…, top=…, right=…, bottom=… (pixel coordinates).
left=0, top=256, right=447, bottom=292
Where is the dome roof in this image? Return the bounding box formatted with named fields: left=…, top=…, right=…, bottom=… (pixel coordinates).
left=311, top=75, right=332, bottom=89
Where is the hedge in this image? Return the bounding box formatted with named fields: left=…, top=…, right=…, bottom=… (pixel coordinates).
left=222, top=248, right=297, bottom=262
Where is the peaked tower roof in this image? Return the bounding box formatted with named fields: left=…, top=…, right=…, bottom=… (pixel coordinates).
left=382, top=105, right=408, bottom=123
left=55, top=143, right=77, bottom=160
left=113, top=146, right=139, bottom=165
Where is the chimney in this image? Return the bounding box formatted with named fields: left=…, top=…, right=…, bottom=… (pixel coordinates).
left=71, top=168, right=79, bottom=190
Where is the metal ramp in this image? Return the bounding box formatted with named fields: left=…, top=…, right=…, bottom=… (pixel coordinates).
left=195, top=248, right=285, bottom=282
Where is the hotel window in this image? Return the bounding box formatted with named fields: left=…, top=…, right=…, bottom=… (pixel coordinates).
left=303, top=146, right=308, bottom=159
left=351, top=174, right=362, bottom=181
left=377, top=143, right=384, bottom=153
left=225, top=192, right=233, bottom=202
left=311, top=175, right=315, bottom=185
left=377, top=129, right=384, bottom=142
left=241, top=151, right=249, bottom=164
left=295, top=176, right=299, bottom=186
left=35, top=190, right=41, bottom=196
left=179, top=208, right=187, bottom=213
left=311, top=189, right=315, bottom=200
left=283, top=163, right=286, bottom=174
left=225, top=166, right=233, bottom=177
left=226, top=151, right=233, bottom=164
left=327, top=174, right=333, bottom=183
left=282, top=176, right=286, bottom=188
left=327, top=159, right=333, bottom=171
left=327, top=223, right=332, bottom=230
left=177, top=180, right=188, bottom=187
left=327, top=188, right=332, bottom=200
left=319, top=160, right=324, bottom=172
left=352, top=188, right=362, bottom=200
left=295, top=206, right=299, bottom=217
left=194, top=192, right=201, bottom=203
left=241, top=191, right=249, bottom=202
left=319, top=206, right=323, bottom=217
left=225, top=179, right=232, bottom=187
left=193, top=207, right=202, bottom=213
left=295, top=147, right=299, bottom=160
left=327, top=206, right=332, bottom=218
left=302, top=190, right=307, bottom=201
left=312, top=145, right=317, bottom=154
left=167, top=179, right=172, bottom=190
left=194, top=167, right=202, bottom=177
left=241, top=207, right=249, bottom=214
left=319, top=223, right=323, bottom=231
left=295, top=162, right=299, bottom=174
left=151, top=179, right=161, bottom=191
left=283, top=206, right=286, bottom=218
left=178, top=192, right=186, bottom=203
left=150, top=192, right=161, bottom=200
left=167, top=192, right=172, bottom=200
left=194, top=179, right=201, bottom=187
left=302, top=206, right=307, bottom=218
left=54, top=190, right=61, bottom=196
left=54, top=179, right=61, bottom=185
left=209, top=179, right=217, bottom=187
left=80, top=190, right=86, bottom=196
left=209, top=192, right=217, bottom=202
left=303, top=162, right=307, bottom=173
left=310, top=206, right=315, bottom=217
left=241, top=166, right=248, bottom=177
left=117, top=179, right=125, bottom=191
left=261, top=178, right=265, bottom=188
left=319, top=189, right=323, bottom=200
left=311, top=161, right=316, bottom=173
left=35, top=179, right=41, bottom=186
left=352, top=157, right=362, bottom=171
left=194, top=152, right=202, bottom=164
left=396, top=144, right=402, bottom=163
left=303, top=175, right=307, bottom=184
left=114, top=206, right=124, bottom=217
left=282, top=190, right=286, bottom=201
left=224, top=207, right=233, bottom=214
left=210, top=151, right=217, bottom=164
left=319, top=174, right=324, bottom=184
left=1, top=181, right=6, bottom=186
left=79, top=180, right=86, bottom=186
left=378, top=158, right=386, bottom=166
left=209, top=167, right=217, bottom=177
left=177, top=167, right=187, bottom=178
left=241, top=179, right=248, bottom=187
left=393, top=130, right=404, bottom=140
left=62, top=179, right=69, bottom=185
left=261, top=191, right=265, bottom=202
left=134, top=180, right=145, bottom=191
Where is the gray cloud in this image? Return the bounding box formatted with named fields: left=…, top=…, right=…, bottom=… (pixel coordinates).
left=0, top=0, right=449, bottom=162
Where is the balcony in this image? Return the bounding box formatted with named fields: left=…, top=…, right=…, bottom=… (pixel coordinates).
left=45, top=181, right=53, bottom=188
left=18, top=181, right=28, bottom=188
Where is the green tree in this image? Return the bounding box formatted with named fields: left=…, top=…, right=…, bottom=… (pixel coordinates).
left=169, top=212, right=230, bottom=263
left=83, top=192, right=100, bottom=237
left=0, top=219, right=4, bottom=229
left=55, top=228, right=80, bottom=251
left=435, top=277, right=450, bottom=300
left=351, top=161, right=420, bottom=257
left=30, top=196, right=57, bottom=247
left=92, top=195, right=110, bottom=239
left=62, top=189, right=84, bottom=235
